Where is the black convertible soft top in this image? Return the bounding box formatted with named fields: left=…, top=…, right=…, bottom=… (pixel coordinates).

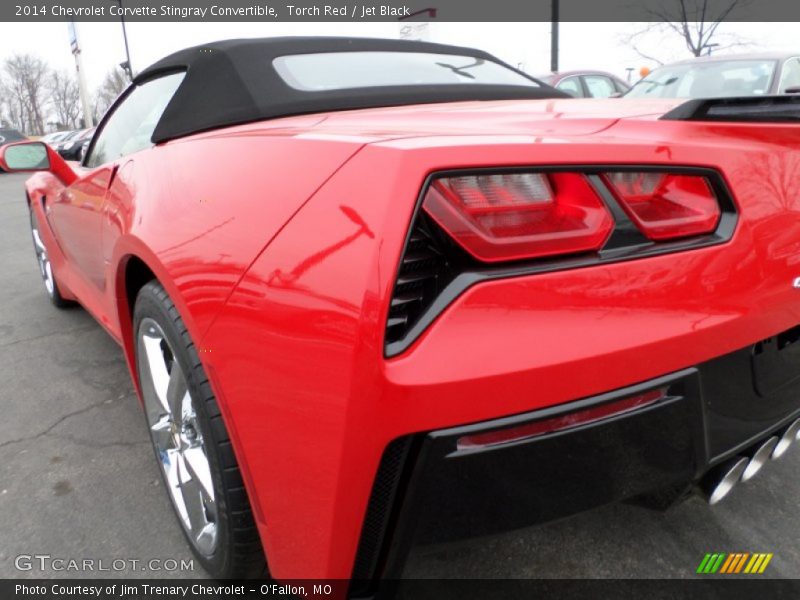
left=134, top=37, right=566, bottom=143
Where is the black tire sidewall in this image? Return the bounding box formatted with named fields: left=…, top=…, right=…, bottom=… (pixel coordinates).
left=28, top=205, right=71, bottom=308
left=133, top=282, right=237, bottom=578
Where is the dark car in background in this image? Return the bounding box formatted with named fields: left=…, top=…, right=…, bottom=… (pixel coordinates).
left=56, top=127, right=95, bottom=161
left=626, top=52, right=800, bottom=99
left=40, top=131, right=72, bottom=146
left=51, top=129, right=81, bottom=154
left=0, top=128, right=27, bottom=172
left=537, top=70, right=630, bottom=98
left=0, top=128, right=26, bottom=145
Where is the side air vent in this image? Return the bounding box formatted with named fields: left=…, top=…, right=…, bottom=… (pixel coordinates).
left=350, top=436, right=415, bottom=593
left=385, top=215, right=455, bottom=348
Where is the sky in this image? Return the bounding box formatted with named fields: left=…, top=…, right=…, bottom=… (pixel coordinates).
left=0, top=21, right=798, bottom=92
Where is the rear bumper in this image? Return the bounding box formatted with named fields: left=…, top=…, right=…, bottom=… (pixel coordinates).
left=352, top=340, right=800, bottom=595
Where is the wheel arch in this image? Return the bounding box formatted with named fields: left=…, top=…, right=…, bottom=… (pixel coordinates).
left=113, top=245, right=269, bottom=557
left=112, top=238, right=192, bottom=397
left=113, top=243, right=217, bottom=392
left=115, top=251, right=158, bottom=399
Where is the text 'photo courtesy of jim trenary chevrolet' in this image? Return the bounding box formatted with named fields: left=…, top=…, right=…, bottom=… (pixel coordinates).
left=3, top=1, right=800, bottom=599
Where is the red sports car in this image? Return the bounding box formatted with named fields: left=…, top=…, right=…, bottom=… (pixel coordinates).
left=3, top=37, right=800, bottom=593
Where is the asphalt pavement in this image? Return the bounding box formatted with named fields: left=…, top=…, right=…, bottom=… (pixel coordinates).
left=2, top=171, right=800, bottom=581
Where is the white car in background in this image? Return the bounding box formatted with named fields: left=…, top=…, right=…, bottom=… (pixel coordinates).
left=626, top=52, right=800, bottom=98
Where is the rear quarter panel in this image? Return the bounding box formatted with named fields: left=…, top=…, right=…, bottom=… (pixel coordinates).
left=107, top=131, right=367, bottom=353
left=199, top=119, right=800, bottom=579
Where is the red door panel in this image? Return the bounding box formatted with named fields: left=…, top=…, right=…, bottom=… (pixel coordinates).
left=48, top=167, right=114, bottom=293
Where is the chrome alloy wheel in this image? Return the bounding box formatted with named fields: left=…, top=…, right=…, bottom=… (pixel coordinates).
left=30, top=214, right=55, bottom=296
left=137, top=318, right=218, bottom=556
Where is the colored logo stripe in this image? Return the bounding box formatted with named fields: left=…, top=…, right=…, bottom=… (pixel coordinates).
left=720, top=553, right=748, bottom=573
left=698, top=553, right=773, bottom=574
left=744, top=553, right=774, bottom=574
left=697, top=553, right=726, bottom=573
left=719, top=553, right=737, bottom=573
left=731, top=552, right=750, bottom=573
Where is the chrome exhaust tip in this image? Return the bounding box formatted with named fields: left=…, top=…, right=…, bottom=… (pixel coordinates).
left=742, top=437, right=779, bottom=481
left=773, top=419, right=800, bottom=460
left=702, top=456, right=749, bottom=505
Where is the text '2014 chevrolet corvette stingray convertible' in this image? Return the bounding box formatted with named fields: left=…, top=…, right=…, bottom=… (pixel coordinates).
left=3, top=37, right=800, bottom=594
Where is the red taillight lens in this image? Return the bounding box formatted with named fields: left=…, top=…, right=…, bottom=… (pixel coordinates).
left=456, top=388, right=667, bottom=451
left=604, top=172, right=720, bottom=241
left=422, top=172, right=613, bottom=263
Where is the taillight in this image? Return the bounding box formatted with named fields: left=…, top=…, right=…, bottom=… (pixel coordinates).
left=603, top=172, right=720, bottom=241
left=422, top=172, right=613, bottom=263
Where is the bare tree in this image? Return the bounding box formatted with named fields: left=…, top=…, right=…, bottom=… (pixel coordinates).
left=0, top=69, right=25, bottom=131
left=623, top=0, right=752, bottom=65
left=49, top=70, right=81, bottom=130
left=3, top=54, right=51, bottom=135
left=1, top=71, right=31, bottom=132
left=0, top=78, right=10, bottom=128
left=93, top=68, right=129, bottom=122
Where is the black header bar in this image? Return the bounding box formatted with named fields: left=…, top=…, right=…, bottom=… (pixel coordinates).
left=3, top=0, right=800, bottom=22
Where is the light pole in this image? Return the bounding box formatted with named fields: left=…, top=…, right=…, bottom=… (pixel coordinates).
left=67, top=21, right=94, bottom=128
left=550, top=0, right=559, bottom=72
left=109, top=0, right=134, bottom=80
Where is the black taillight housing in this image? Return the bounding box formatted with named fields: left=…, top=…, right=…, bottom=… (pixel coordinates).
left=385, top=166, right=736, bottom=357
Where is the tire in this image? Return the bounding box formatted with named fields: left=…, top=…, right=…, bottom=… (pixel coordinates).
left=29, top=205, right=72, bottom=308
left=133, top=281, right=266, bottom=578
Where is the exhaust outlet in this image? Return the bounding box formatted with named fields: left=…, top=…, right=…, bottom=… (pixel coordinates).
left=772, top=419, right=800, bottom=460
left=741, top=437, right=779, bottom=481
left=701, top=456, right=749, bottom=505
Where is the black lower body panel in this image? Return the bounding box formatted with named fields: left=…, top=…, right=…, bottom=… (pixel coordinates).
left=703, top=327, right=800, bottom=460
left=413, top=372, right=702, bottom=544
left=351, top=332, right=800, bottom=596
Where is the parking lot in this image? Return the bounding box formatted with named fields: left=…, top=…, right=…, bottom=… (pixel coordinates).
left=2, top=169, right=800, bottom=580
